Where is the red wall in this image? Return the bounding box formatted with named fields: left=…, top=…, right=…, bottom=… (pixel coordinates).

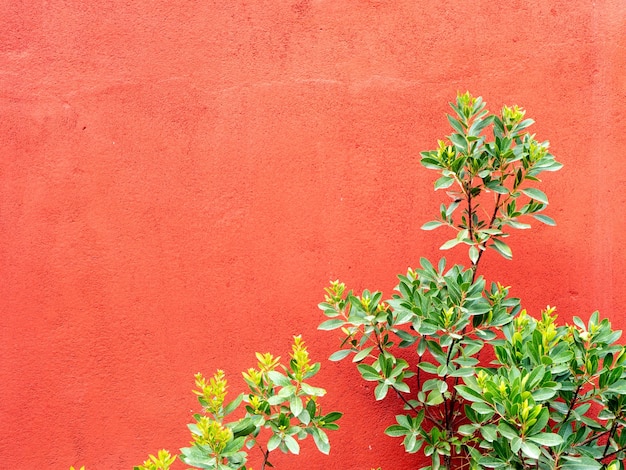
left=2, top=1, right=626, bottom=469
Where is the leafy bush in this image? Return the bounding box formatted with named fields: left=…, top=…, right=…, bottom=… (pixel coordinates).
left=128, top=336, right=341, bottom=470
left=319, top=93, right=626, bottom=469
left=69, top=93, right=626, bottom=470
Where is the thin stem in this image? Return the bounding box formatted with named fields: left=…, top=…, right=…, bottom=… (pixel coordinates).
left=443, top=394, right=449, bottom=429
left=563, top=383, right=582, bottom=423
left=389, top=383, right=444, bottom=430
left=373, top=330, right=443, bottom=430
left=576, top=429, right=611, bottom=447
left=442, top=338, right=460, bottom=429
left=260, top=448, right=270, bottom=470
left=472, top=192, right=502, bottom=279
left=446, top=388, right=458, bottom=428
left=603, top=421, right=618, bottom=457
left=602, top=444, right=626, bottom=460
left=467, top=181, right=474, bottom=244
left=416, top=355, right=422, bottom=399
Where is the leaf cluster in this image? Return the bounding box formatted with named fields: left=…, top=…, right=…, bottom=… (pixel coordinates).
left=134, top=450, right=177, bottom=470
left=420, top=92, right=562, bottom=265
left=319, top=94, right=626, bottom=469
left=133, top=336, right=341, bottom=470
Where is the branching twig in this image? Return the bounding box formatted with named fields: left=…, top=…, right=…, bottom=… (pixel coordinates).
left=563, top=383, right=582, bottom=423
left=259, top=447, right=270, bottom=470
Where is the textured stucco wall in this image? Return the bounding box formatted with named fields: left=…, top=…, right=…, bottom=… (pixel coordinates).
left=2, top=1, right=626, bottom=468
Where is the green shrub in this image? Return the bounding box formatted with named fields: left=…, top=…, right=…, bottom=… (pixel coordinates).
left=319, top=93, right=626, bottom=469
left=132, top=336, right=341, bottom=470
left=72, top=93, right=626, bottom=470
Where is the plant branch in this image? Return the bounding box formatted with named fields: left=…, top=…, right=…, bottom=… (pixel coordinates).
left=472, top=192, right=502, bottom=279
left=467, top=181, right=474, bottom=245
left=576, top=429, right=611, bottom=447
left=442, top=338, right=461, bottom=429
left=389, top=383, right=444, bottom=430
left=601, top=443, right=626, bottom=460
left=373, top=329, right=444, bottom=430
left=259, top=447, right=270, bottom=470
left=603, top=421, right=618, bottom=457
left=563, top=383, right=582, bottom=423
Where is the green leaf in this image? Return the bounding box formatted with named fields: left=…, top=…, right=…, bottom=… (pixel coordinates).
left=471, top=402, right=494, bottom=416
left=422, top=220, right=445, bottom=231
left=179, top=445, right=221, bottom=468
left=475, top=329, right=497, bottom=340
left=450, top=132, right=467, bottom=150
left=353, top=346, right=374, bottom=363
left=223, top=435, right=246, bottom=453
left=283, top=434, right=300, bottom=454
left=469, top=115, right=495, bottom=136
left=232, top=418, right=257, bottom=438
left=533, top=213, right=556, bottom=226
left=526, top=412, right=549, bottom=438
left=455, top=385, right=486, bottom=403
left=469, top=245, right=479, bottom=264
left=289, top=396, right=303, bottom=416
left=268, top=394, right=288, bottom=406
left=521, top=188, right=548, bottom=205
left=511, top=436, right=522, bottom=453
left=421, top=157, right=443, bottom=170
left=531, top=388, right=556, bottom=402
left=223, top=393, right=244, bottom=416
left=357, top=364, right=381, bottom=381
left=267, top=434, right=282, bottom=452
left=267, top=371, right=291, bottom=387
left=417, top=362, right=438, bottom=374
left=300, top=382, right=326, bottom=397
left=297, top=409, right=310, bottom=425
left=491, top=238, right=512, bottom=260
left=515, top=118, right=535, bottom=133
left=527, top=432, right=564, bottom=447
left=434, top=176, right=455, bottom=190
left=520, top=441, right=540, bottom=459
left=478, top=456, right=508, bottom=468
left=322, top=411, right=342, bottom=423
left=396, top=329, right=418, bottom=347
left=374, top=382, right=390, bottom=400
left=447, top=114, right=465, bottom=134
left=425, top=389, right=444, bottom=406
left=328, top=349, right=351, bottom=361
left=440, top=238, right=464, bottom=250
left=449, top=367, right=476, bottom=377
left=480, top=425, right=497, bottom=442
left=505, top=219, right=531, bottom=229
left=498, top=421, right=519, bottom=440
left=318, top=319, right=344, bottom=330
left=385, top=424, right=409, bottom=437
left=311, top=428, right=330, bottom=455
left=559, top=456, right=602, bottom=470
left=485, top=181, right=509, bottom=194
left=607, top=380, right=626, bottom=394
left=457, top=424, right=476, bottom=436
left=303, top=362, right=321, bottom=379
left=453, top=357, right=479, bottom=367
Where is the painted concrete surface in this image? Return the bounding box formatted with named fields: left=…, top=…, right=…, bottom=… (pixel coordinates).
left=1, top=1, right=626, bottom=468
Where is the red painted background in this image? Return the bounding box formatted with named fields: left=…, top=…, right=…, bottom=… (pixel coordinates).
left=2, top=1, right=626, bottom=469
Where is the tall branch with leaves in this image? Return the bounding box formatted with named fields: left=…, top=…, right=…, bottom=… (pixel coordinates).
left=319, top=93, right=626, bottom=470
left=420, top=92, right=562, bottom=275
